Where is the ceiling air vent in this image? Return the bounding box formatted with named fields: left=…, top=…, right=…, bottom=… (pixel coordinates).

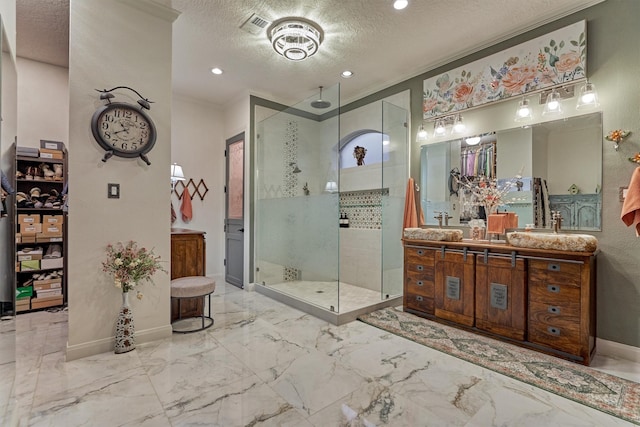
left=240, top=13, right=271, bottom=35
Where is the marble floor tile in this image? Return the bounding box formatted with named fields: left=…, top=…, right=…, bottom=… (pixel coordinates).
left=1, top=281, right=638, bottom=427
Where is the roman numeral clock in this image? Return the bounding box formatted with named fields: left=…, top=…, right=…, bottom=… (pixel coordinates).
left=91, top=86, right=157, bottom=165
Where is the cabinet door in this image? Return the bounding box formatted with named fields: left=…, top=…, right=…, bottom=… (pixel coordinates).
left=475, top=256, right=526, bottom=340
left=170, top=233, right=206, bottom=321
left=435, top=250, right=475, bottom=326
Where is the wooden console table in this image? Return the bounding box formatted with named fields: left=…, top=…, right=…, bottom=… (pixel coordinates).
left=171, top=228, right=206, bottom=322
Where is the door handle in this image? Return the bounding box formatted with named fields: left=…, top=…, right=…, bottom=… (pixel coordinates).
left=239, top=228, right=244, bottom=232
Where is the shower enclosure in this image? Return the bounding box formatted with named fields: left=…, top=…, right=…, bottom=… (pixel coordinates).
left=254, top=84, right=407, bottom=324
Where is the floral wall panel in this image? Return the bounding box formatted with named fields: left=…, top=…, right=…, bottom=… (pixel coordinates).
left=423, top=20, right=586, bottom=119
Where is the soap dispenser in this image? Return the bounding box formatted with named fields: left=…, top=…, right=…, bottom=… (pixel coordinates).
left=344, top=212, right=350, bottom=228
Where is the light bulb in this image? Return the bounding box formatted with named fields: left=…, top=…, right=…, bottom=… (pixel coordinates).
left=465, top=136, right=481, bottom=145
left=576, top=81, right=599, bottom=110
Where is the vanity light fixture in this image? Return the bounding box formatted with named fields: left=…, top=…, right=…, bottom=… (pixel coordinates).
left=514, top=97, right=533, bottom=122
left=576, top=81, right=600, bottom=110
left=451, top=114, right=466, bottom=134
left=433, top=119, right=447, bottom=137
left=268, top=18, right=323, bottom=61
left=393, top=0, right=409, bottom=10
left=416, top=123, right=428, bottom=142
left=542, top=89, right=563, bottom=115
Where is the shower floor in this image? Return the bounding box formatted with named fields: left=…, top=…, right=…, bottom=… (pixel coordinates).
left=257, top=280, right=402, bottom=325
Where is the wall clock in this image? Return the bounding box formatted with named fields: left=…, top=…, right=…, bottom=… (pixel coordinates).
left=91, top=86, right=157, bottom=165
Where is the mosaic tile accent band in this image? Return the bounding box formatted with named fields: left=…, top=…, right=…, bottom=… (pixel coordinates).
left=340, top=189, right=389, bottom=229
left=283, top=120, right=299, bottom=198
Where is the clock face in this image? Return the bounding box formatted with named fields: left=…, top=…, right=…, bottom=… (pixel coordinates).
left=91, top=102, right=157, bottom=157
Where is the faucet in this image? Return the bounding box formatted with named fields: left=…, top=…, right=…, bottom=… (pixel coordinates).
left=443, top=211, right=452, bottom=226
left=434, top=211, right=443, bottom=228
left=551, top=211, right=563, bottom=233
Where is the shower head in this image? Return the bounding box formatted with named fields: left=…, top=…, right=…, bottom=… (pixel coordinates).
left=289, top=162, right=302, bottom=173
left=310, top=86, right=331, bottom=109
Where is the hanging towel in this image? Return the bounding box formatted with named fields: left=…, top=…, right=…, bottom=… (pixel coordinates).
left=171, top=202, right=177, bottom=224
left=181, top=188, right=193, bottom=222
left=403, top=178, right=419, bottom=234
left=621, top=167, right=640, bottom=236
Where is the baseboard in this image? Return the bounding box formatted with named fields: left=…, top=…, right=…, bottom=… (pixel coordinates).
left=596, top=338, right=640, bottom=363
left=66, top=324, right=173, bottom=361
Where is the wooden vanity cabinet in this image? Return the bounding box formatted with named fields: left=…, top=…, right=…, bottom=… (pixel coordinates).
left=403, top=239, right=597, bottom=365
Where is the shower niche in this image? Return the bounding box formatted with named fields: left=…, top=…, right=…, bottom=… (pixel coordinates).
left=254, top=84, right=408, bottom=324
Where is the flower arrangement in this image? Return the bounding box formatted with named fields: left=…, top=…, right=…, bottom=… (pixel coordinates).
left=605, top=129, right=631, bottom=151
left=456, top=175, right=520, bottom=215
left=102, top=241, right=166, bottom=296
left=629, top=153, right=640, bottom=164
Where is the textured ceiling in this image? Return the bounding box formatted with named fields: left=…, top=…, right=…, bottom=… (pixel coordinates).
left=16, top=0, right=603, bottom=107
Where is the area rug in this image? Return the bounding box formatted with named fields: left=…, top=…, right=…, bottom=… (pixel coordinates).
left=358, top=307, right=640, bottom=425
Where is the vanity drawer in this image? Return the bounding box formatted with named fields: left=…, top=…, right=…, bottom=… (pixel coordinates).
left=529, top=279, right=580, bottom=305
left=405, top=293, right=434, bottom=314
left=528, top=260, right=581, bottom=287
left=405, top=247, right=435, bottom=266
left=528, top=319, right=581, bottom=355
left=529, top=300, right=580, bottom=322
left=405, top=264, right=434, bottom=283
left=405, top=272, right=434, bottom=297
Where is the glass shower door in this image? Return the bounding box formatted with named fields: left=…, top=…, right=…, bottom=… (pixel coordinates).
left=255, top=84, right=340, bottom=312
left=381, top=101, right=407, bottom=299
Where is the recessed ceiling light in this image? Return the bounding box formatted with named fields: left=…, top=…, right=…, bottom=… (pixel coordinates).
left=393, top=0, right=408, bottom=10
left=341, top=70, right=354, bottom=78
left=211, top=67, right=223, bottom=75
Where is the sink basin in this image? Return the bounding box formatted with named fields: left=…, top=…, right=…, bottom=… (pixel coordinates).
left=506, top=231, right=597, bottom=252
left=404, top=227, right=463, bottom=242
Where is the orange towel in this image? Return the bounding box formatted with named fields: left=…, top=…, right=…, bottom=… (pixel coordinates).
left=403, top=178, right=419, bottom=233
left=181, top=188, right=193, bottom=222
left=621, top=167, right=640, bottom=236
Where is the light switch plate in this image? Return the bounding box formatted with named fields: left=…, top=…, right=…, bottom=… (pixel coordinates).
left=108, top=183, right=120, bottom=199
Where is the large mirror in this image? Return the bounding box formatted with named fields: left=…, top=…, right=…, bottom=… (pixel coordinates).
left=420, top=112, right=602, bottom=231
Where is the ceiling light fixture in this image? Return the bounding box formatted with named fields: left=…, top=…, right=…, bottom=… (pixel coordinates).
left=576, top=81, right=600, bottom=110
left=268, top=18, right=323, bottom=61
left=211, top=67, right=223, bottom=75
left=341, top=70, right=354, bottom=78
left=514, top=97, right=533, bottom=122
left=465, top=136, right=481, bottom=146
left=393, top=0, right=409, bottom=10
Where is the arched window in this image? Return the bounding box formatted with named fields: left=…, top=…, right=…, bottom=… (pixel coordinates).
left=339, top=129, right=389, bottom=169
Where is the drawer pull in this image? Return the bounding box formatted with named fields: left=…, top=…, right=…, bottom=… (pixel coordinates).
left=548, top=306, right=560, bottom=314
left=548, top=263, right=561, bottom=271
left=415, top=296, right=424, bottom=302
left=547, top=284, right=560, bottom=293
left=417, top=249, right=425, bottom=256
left=547, top=326, right=561, bottom=336
left=416, top=281, right=424, bottom=286
left=416, top=265, right=424, bottom=271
